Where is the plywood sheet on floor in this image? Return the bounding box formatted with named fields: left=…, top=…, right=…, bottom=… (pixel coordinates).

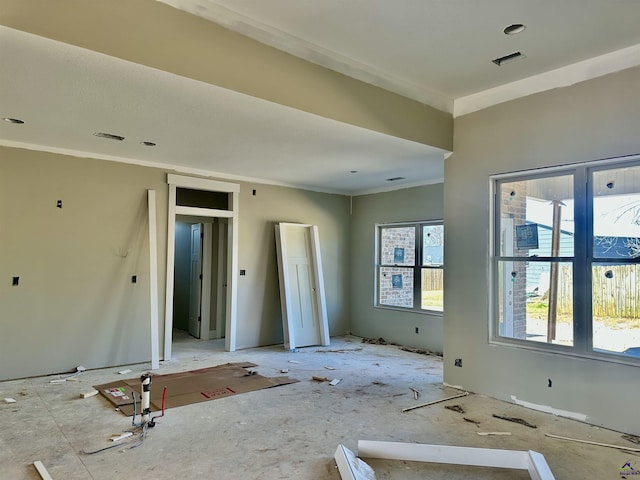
left=94, top=362, right=298, bottom=416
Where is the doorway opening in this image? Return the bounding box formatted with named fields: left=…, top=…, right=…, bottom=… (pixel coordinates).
left=172, top=218, right=229, bottom=344
left=164, top=174, right=239, bottom=361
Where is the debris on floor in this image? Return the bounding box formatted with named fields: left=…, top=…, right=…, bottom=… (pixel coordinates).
left=477, top=432, right=511, bottom=436
left=545, top=433, right=640, bottom=453
left=33, top=460, right=53, bottom=480
left=400, top=346, right=443, bottom=357
left=118, top=369, right=132, bottom=375
left=316, top=347, right=363, bottom=353
left=371, top=381, right=387, bottom=386
left=109, top=432, right=133, bottom=442
left=280, top=368, right=289, bottom=373
left=409, top=387, right=420, bottom=400
left=3, top=397, right=16, bottom=404
left=402, top=391, right=470, bottom=412
left=49, top=365, right=86, bottom=383
left=463, top=417, right=481, bottom=426
left=622, top=434, right=640, bottom=445
left=361, top=336, right=443, bottom=357
left=444, top=404, right=465, bottom=414
left=362, top=337, right=390, bottom=345
left=334, top=444, right=377, bottom=480
left=313, top=376, right=342, bottom=385
left=492, top=414, right=537, bottom=429
left=324, top=366, right=336, bottom=370
left=80, top=390, right=99, bottom=399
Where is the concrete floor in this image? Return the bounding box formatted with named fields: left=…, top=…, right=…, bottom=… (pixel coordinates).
left=0, top=334, right=635, bottom=479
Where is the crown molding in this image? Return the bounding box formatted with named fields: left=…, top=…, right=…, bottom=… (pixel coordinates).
left=454, top=43, right=640, bottom=117
left=157, top=0, right=453, bottom=113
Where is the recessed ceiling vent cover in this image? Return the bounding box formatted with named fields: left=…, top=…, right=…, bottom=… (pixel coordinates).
left=94, top=132, right=125, bottom=141
left=492, top=51, right=525, bottom=66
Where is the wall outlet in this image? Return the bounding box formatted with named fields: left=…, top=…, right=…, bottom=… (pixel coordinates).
left=415, top=327, right=419, bottom=334
left=454, top=358, right=462, bottom=367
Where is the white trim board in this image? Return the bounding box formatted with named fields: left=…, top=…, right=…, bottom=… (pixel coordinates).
left=147, top=190, right=160, bottom=370
left=355, top=440, right=555, bottom=480
left=334, top=445, right=376, bottom=480
left=454, top=43, right=640, bottom=117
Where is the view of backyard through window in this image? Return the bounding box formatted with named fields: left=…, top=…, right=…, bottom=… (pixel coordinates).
left=495, top=162, right=640, bottom=359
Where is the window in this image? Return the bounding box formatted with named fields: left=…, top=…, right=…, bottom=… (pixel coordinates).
left=492, top=158, right=640, bottom=362
left=377, top=222, right=444, bottom=312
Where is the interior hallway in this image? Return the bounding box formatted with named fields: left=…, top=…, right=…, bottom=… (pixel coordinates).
left=0, top=335, right=633, bottom=479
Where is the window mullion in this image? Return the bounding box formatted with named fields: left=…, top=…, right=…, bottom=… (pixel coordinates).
left=414, top=225, right=422, bottom=310
left=573, top=166, right=590, bottom=352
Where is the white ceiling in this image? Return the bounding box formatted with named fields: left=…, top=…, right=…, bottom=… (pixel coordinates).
left=2, top=1, right=640, bottom=195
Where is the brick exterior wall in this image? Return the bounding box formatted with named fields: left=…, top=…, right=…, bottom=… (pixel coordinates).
left=380, top=227, right=415, bottom=307
left=501, top=182, right=527, bottom=339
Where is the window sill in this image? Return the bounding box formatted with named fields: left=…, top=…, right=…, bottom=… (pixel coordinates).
left=489, top=336, right=640, bottom=368
left=374, top=305, right=444, bottom=317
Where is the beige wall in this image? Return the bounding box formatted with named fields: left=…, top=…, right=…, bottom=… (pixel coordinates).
left=350, top=184, right=444, bottom=352
left=444, top=66, right=640, bottom=434
left=0, top=0, right=452, bottom=151
left=0, top=147, right=167, bottom=380
left=0, top=147, right=350, bottom=380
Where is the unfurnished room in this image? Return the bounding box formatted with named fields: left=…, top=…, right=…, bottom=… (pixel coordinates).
left=1, top=1, right=640, bottom=479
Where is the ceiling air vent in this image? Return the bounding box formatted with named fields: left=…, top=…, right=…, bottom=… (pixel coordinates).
left=94, top=132, right=125, bottom=141
left=492, top=51, right=525, bottom=66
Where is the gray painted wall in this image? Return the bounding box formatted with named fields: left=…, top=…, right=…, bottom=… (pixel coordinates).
left=444, top=66, right=640, bottom=434
left=0, top=147, right=350, bottom=380
left=350, top=185, right=444, bottom=352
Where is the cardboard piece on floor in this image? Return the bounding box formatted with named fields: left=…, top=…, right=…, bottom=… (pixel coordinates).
left=95, top=362, right=298, bottom=416
left=356, top=440, right=555, bottom=480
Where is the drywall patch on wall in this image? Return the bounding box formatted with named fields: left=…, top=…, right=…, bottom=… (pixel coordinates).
left=510, top=395, right=588, bottom=422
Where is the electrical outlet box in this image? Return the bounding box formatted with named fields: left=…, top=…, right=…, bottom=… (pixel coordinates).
left=454, top=358, right=462, bottom=367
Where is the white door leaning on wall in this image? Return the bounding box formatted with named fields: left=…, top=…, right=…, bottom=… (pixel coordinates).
left=275, top=223, right=330, bottom=350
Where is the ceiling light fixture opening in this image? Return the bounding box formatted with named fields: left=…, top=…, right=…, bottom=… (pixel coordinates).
left=386, top=176, right=405, bottom=182
left=3, top=117, right=25, bottom=124
left=141, top=141, right=157, bottom=147
left=504, top=24, right=526, bottom=35
left=492, top=51, right=525, bottom=66
left=94, top=132, right=125, bottom=141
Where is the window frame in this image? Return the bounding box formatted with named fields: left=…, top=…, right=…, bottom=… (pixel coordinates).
left=375, top=220, right=444, bottom=315
left=489, top=155, right=640, bottom=365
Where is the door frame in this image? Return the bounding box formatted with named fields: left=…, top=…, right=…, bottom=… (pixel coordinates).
left=164, top=174, right=239, bottom=360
